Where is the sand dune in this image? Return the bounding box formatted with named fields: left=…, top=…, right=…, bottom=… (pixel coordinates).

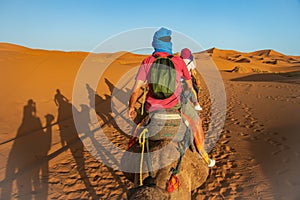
left=204, top=47, right=300, bottom=73
left=0, top=43, right=299, bottom=199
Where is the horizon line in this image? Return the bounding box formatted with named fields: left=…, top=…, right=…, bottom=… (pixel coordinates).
left=0, top=42, right=299, bottom=57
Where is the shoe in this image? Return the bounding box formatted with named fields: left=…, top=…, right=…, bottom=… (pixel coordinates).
left=208, top=158, right=215, bottom=168
left=195, top=104, right=202, bottom=111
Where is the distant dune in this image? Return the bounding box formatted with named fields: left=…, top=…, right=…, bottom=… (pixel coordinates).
left=203, top=47, right=300, bottom=73
left=0, top=43, right=299, bottom=199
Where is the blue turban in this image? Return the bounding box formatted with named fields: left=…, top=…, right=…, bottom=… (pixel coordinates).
left=152, top=27, right=173, bottom=55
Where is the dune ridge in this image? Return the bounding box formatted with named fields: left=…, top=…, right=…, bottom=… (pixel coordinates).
left=202, top=47, right=300, bottom=74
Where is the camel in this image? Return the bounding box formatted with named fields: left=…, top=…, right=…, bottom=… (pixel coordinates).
left=124, top=112, right=209, bottom=200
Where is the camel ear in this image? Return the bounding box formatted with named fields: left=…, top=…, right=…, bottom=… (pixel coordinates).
left=45, top=114, right=54, bottom=122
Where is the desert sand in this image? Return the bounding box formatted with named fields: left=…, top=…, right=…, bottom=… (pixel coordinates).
left=0, top=43, right=299, bottom=199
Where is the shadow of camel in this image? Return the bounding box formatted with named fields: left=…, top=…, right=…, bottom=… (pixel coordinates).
left=55, top=90, right=98, bottom=199
left=54, top=88, right=132, bottom=198
left=0, top=99, right=54, bottom=200
left=86, top=83, right=131, bottom=139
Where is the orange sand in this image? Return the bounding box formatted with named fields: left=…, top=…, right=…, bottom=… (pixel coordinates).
left=0, top=43, right=299, bottom=199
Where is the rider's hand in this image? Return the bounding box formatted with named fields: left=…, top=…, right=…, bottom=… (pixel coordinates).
left=128, top=107, right=136, bottom=120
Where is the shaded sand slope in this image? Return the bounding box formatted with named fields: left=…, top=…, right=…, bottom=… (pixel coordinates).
left=230, top=73, right=300, bottom=199
left=193, top=71, right=300, bottom=199
left=0, top=43, right=299, bottom=199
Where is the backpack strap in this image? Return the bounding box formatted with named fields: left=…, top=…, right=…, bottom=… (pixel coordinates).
left=186, top=60, right=192, bottom=66
left=153, top=54, right=159, bottom=59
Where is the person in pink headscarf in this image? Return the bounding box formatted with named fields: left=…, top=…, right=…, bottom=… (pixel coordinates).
left=180, top=48, right=202, bottom=111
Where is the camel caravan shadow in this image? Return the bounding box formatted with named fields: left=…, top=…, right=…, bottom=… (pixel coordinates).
left=0, top=79, right=209, bottom=199
left=0, top=89, right=102, bottom=199
left=55, top=89, right=98, bottom=199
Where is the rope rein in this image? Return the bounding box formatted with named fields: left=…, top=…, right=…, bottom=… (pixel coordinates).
left=138, top=128, right=148, bottom=186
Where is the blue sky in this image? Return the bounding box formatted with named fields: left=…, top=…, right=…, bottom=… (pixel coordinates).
left=0, top=0, right=299, bottom=55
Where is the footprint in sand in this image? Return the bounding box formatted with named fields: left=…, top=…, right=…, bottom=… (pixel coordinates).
left=250, top=136, right=259, bottom=140
left=234, top=121, right=241, bottom=125
left=282, top=157, right=290, bottom=163
left=244, top=114, right=251, bottom=118
left=253, top=128, right=264, bottom=133
left=221, top=140, right=229, bottom=145
left=272, top=145, right=290, bottom=156
left=222, top=129, right=231, bottom=135
left=229, top=117, right=238, bottom=123
left=221, top=134, right=231, bottom=139
left=220, top=154, right=229, bottom=160
left=276, top=169, right=288, bottom=175
left=265, top=138, right=282, bottom=147
left=239, top=132, right=249, bottom=137
left=232, top=172, right=242, bottom=179
left=225, top=145, right=234, bottom=151
left=244, top=124, right=254, bottom=129
left=280, top=136, right=287, bottom=141
left=226, top=160, right=237, bottom=169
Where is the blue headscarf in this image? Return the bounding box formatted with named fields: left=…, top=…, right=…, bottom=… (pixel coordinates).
left=152, top=27, right=172, bottom=55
